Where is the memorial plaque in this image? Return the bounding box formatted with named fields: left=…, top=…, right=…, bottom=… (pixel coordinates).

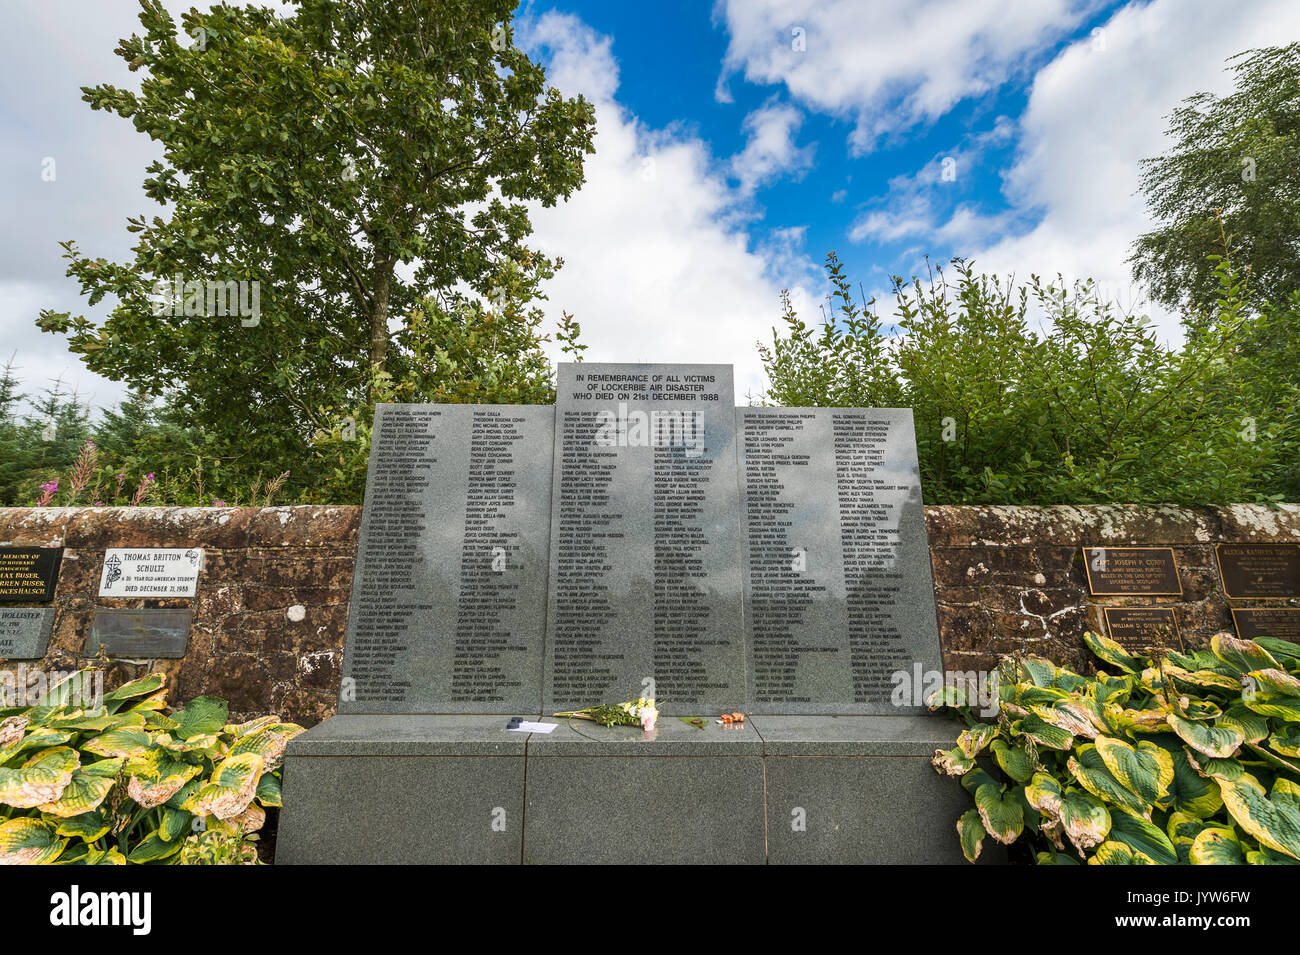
left=1216, top=544, right=1300, bottom=599
left=738, top=407, right=942, bottom=714
left=543, top=364, right=745, bottom=714
left=0, top=607, right=56, bottom=658
left=98, top=548, right=204, bottom=597
left=1082, top=547, right=1181, bottom=596
left=0, top=547, right=63, bottom=602
left=1231, top=608, right=1300, bottom=645
left=340, top=404, right=554, bottom=714
left=87, top=608, right=192, bottom=657
left=1103, top=607, right=1182, bottom=652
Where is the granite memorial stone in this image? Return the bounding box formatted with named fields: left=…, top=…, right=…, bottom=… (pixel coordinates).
left=0, top=607, right=56, bottom=659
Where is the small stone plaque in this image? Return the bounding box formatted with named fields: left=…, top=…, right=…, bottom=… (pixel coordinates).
left=0, top=607, right=56, bottom=659
left=1103, top=607, right=1182, bottom=652
left=0, top=547, right=63, bottom=602
left=1230, top=608, right=1300, bottom=645
left=1082, top=547, right=1181, bottom=596
left=341, top=404, right=555, bottom=714
left=87, top=608, right=192, bottom=658
left=98, top=548, right=204, bottom=597
left=738, top=407, right=942, bottom=714
left=543, top=364, right=746, bottom=715
left=1216, top=544, right=1300, bottom=599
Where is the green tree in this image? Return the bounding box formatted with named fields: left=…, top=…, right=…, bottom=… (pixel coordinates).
left=1130, top=43, right=1300, bottom=317
left=38, top=0, right=596, bottom=497
left=761, top=254, right=1273, bottom=506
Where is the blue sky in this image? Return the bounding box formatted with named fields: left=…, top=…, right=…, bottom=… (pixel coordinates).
left=2, top=0, right=1297, bottom=407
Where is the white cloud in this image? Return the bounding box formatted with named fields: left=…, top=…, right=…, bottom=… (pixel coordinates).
left=730, top=99, right=815, bottom=195
left=714, top=0, right=1101, bottom=152
left=518, top=12, right=821, bottom=399
left=967, top=0, right=1300, bottom=337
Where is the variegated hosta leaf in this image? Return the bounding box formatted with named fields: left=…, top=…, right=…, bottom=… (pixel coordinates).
left=1019, top=686, right=1072, bottom=706
left=102, top=672, right=166, bottom=707
left=957, top=809, right=986, bottom=862
left=1028, top=701, right=1101, bottom=740
left=1095, top=736, right=1174, bottom=806
left=55, top=811, right=111, bottom=844
left=125, top=750, right=203, bottom=809
left=1163, top=664, right=1242, bottom=692
left=174, top=695, right=229, bottom=740
left=1089, top=841, right=1143, bottom=865
left=974, top=783, right=1024, bottom=845
left=83, top=727, right=153, bottom=759
left=1255, top=637, right=1300, bottom=667
left=159, top=807, right=192, bottom=842
left=255, top=772, right=282, bottom=808
left=931, top=746, right=975, bottom=776
left=127, top=832, right=182, bottom=863
left=1184, top=749, right=1244, bottom=781
left=1069, top=745, right=1150, bottom=816
left=154, top=731, right=222, bottom=755
left=1166, top=747, right=1223, bottom=819
left=1084, top=631, right=1143, bottom=674
left=1109, top=807, right=1178, bottom=864
left=38, top=770, right=115, bottom=817
left=1189, top=827, right=1247, bottom=865
left=1176, top=696, right=1222, bottom=721
left=1218, top=775, right=1300, bottom=861
left=0, top=817, right=66, bottom=865
left=0, top=716, right=28, bottom=748
left=213, top=802, right=266, bottom=836
left=226, top=715, right=279, bottom=738
left=0, top=726, right=74, bottom=765
left=1245, top=668, right=1300, bottom=696
left=1019, top=656, right=1058, bottom=689
left=228, top=728, right=292, bottom=770
left=1218, top=705, right=1269, bottom=744
left=1246, top=846, right=1300, bottom=865
left=1109, top=707, right=1171, bottom=735
left=1268, top=724, right=1300, bottom=758
left=1167, top=811, right=1209, bottom=846
left=1211, top=633, right=1279, bottom=675
left=1169, top=713, right=1245, bottom=759
left=1243, top=694, right=1300, bottom=722
left=191, top=752, right=265, bottom=820
left=80, top=757, right=125, bottom=778
left=1012, top=714, right=1074, bottom=751
left=956, top=724, right=999, bottom=759
left=1037, top=849, right=1081, bottom=864
left=0, top=746, right=79, bottom=808
left=990, top=739, right=1034, bottom=783
left=1028, top=774, right=1111, bottom=855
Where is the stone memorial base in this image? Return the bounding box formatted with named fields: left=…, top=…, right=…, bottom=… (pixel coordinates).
left=277, top=713, right=980, bottom=865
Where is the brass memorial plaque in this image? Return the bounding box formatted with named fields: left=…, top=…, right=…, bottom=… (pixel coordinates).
left=1103, top=607, right=1183, bottom=652
left=1082, top=547, right=1181, bottom=596
left=1230, top=608, right=1300, bottom=645
left=1215, top=544, right=1300, bottom=599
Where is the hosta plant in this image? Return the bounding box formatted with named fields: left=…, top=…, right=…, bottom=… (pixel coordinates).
left=0, top=671, right=303, bottom=864
left=932, top=630, right=1300, bottom=865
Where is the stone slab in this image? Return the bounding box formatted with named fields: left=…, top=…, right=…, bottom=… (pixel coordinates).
left=737, top=408, right=942, bottom=713
left=522, top=751, right=765, bottom=864
left=87, top=608, right=192, bottom=658
left=748, top=714, right=963, bottom=756
left=544, top=363, right=745, bottom=715
left=285, top=714, right=531, bottom=756
left=340, top=404, right=554, bottom=714
left=0, top=607, right=56, bottom=659
left=276, top=748, right=526, bottom=865
left=528, top=714, right=762, bottom=756
left=763, top=753, right=977, bottom=864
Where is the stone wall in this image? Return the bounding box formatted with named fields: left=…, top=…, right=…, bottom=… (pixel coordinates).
left=2, top=503, right=1297, bottom=726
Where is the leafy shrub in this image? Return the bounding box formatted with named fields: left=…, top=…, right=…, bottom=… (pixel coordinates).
left=0, top=672, right=302, bottom=865
left=932, top=631, right=1300, bottom=864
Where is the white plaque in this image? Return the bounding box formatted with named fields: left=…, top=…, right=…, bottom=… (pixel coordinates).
left=98, top=548, right=205, bottom=597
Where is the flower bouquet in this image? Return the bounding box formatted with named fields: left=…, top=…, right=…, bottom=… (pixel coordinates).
left=553, top=697, right=659, bottom=731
